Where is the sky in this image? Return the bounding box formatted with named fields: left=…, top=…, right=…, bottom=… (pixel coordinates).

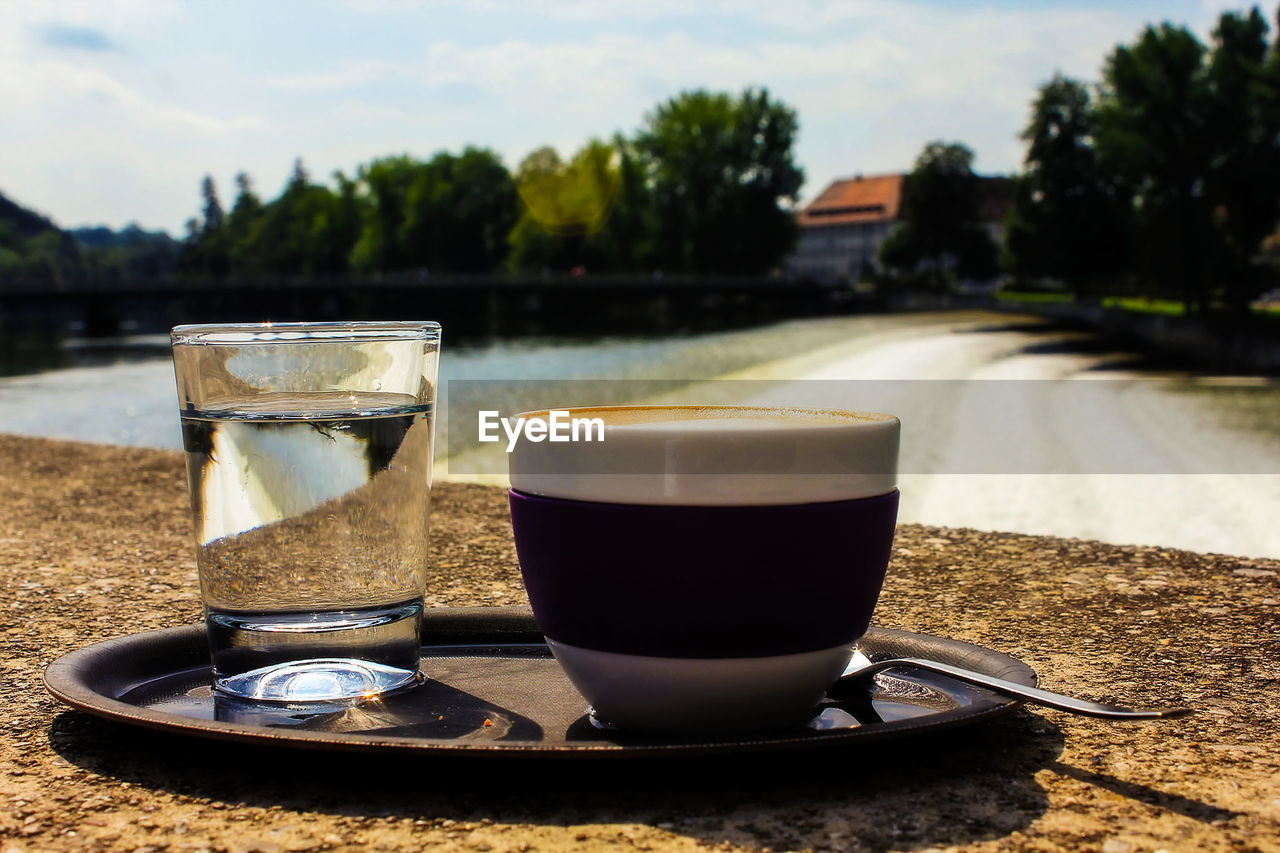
left=0, top=0, right=1256, bottom=235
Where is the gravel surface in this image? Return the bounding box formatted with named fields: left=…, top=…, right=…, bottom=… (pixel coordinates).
left=2, top=434, right=1278, bottom=852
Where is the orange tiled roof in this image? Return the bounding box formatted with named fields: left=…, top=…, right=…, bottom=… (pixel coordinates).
left=798, top=173, right=904, bottom=227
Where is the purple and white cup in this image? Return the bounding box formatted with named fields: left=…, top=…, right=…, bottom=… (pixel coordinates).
left=507, top=405, right=900, bottom=733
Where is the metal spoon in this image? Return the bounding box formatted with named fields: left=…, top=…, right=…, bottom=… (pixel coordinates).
left=833, top=649, right=1191, bottom=720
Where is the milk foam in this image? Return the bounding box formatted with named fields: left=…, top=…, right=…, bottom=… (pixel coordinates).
left=509, top=405, right=900, bottom=506
left=520, top=405, right=893, bottom=429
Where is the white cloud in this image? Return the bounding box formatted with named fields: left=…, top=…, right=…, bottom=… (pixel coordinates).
left=263, top=59, right=415, bottom=93
left=0, top=0, right=1256, bottom=230
left=407, top=6, right=1134, bottom=186
left=2, top=59, right=261, bottom=133
left=343, top=0, right=437, bottom=12
left=345, top=0, right=698, bottom=21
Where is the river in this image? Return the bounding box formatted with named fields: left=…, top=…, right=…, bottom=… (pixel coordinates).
left=1, top=311, right=1276, bottom=558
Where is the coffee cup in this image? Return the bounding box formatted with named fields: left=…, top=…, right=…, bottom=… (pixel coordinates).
left=507, top=405, right=900, bottom=733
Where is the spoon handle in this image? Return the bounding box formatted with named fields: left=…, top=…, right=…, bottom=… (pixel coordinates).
left=843, top=658, right=1192, bottom=720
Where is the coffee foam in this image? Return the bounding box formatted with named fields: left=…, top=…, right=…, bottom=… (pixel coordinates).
left=508, top=405, right=900, bottom=506
left=517, top=405, right=894, bottom=429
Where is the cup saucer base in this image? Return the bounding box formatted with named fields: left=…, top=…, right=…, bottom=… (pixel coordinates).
left=547, top=637, right=853, bottom=735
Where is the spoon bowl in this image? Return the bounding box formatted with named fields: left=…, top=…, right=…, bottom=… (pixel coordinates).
left=833, top=648, right=1191, bottom=720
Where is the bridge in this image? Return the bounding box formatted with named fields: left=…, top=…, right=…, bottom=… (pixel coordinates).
left=0, top=274, right=867, bottom=340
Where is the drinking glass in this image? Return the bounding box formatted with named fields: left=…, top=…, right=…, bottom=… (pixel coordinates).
left=170, top=321, right=440, bottom=702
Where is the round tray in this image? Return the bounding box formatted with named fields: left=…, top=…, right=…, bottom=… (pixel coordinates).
left=43, top=606, right=1036, bottom=758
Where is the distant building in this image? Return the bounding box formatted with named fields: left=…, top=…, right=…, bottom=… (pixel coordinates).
left=788, top=173, right=903, bottom=283
left=787, top=173, right=1011, bottom=283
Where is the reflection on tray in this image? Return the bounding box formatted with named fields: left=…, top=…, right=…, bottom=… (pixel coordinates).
left=123, top=676, right=544, bottom=742
left=559, top=673, right=962, bottom=741
left=68, top=624, right=1032, bottom=755
left=212, top=680, right=543, bottom=741
left=125, top=652, right=969, bottom=744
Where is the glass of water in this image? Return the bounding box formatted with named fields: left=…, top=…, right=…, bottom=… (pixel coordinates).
left=170, top=321, right=440, bottom=703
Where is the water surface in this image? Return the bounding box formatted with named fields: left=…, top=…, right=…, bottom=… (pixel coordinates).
left=2, top=312, right=1276, bottom=558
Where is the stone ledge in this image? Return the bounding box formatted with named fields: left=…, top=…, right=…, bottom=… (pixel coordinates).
left=1, top=434, right=1276, bottom=852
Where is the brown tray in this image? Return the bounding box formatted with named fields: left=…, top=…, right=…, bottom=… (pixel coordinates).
left=43, top=606, right=1036, bottom=758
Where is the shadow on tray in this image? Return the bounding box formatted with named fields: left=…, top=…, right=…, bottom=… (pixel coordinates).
left=52, top=706, right=1068, bottom=851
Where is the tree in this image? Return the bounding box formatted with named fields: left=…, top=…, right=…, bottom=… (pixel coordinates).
left=0, top=192, right=87, bottom=286
left=235, top=160, right=358, bottom=275
left=636, top=87, right=804, bottom=274
left=1203, top=7, right=1280, bottom=312
left=400, top=147, right=518, bottom=271
left=226, top=172, right=264, bottom=271
left=878, top=142, right=998, bottom=288
left=329, top=170, right=364, bottom=271
left=1000, top=6, right=1280, bottom=314
left=1092, top=11, right=1280, bottom=313
left=348, top=149, right=518, bottom=273
left=507, top=147, right=571, bottom=272
left=200, top=175, right=224, bottom=235
left=1002, top=74, right=1132, bottom=294
left=349, top=156, right=421, bottom=272
left=288, top=157, right=309, bottom=191
left=1095, top=23, right=1216, bottom=311
left=607, top=134, right=657, bottom=270
left=507, top=140, right=635, bottom=272
left=178, top=175, right=229, bottom=276
left=77, top=224, right=179, bottom=284
left=0, top=226, right=84, bottom=286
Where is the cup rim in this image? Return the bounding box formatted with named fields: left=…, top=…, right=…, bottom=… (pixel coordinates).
left=507, top=404, right=900, bottom=506
left=170, top=321, right=441, bottom=346
left=512, top=404, right=899, bottom=431
left=508, top=485, right=901, bottom=508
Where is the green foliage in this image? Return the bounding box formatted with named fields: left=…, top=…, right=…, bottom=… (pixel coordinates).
left=345, top=148, right=518, bottom=273
left=225, top=172, right=264, bottom=271
left=0, top=191, right=88, bottom=286
left=636, top=87, right=804, bottom=274
left=179, top=175, right=230, bottom=276
left=506, top=146, right=578, bottom=272
left=200, top=176, right=224, bottom=234
left=0, top=227, right=83, bottom=285
left=878, top=142, right=999, bottom=288
left=228, top=160, right=361, bottom=275
left=77, top=224, right=179, bottom=284
left=608, top=137, right=658, bottom=271
left=400, top=147, right=518, bottom=272
left=0, top=192, right=63, bottom=240
left=348, top=155, right=418, bottom=272
left=1003, top=74, right=1131, bottom=294
left=513, top=142, right=618, bottom=236
left=1095, top=23, right=1217, bottom=309
left=506, top=138, right=652, bottom=272
left=992, top=289, right=1075, bottom=304
left=1007, top=6, right=1280, bottom=312
left=68, top=86, right=806, bottom=282
left=508, top=89, right=803, bottom=275
left=1100, top=296, right=1187, bottom=315
left=1202, top=7, right=1280, bottom=309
